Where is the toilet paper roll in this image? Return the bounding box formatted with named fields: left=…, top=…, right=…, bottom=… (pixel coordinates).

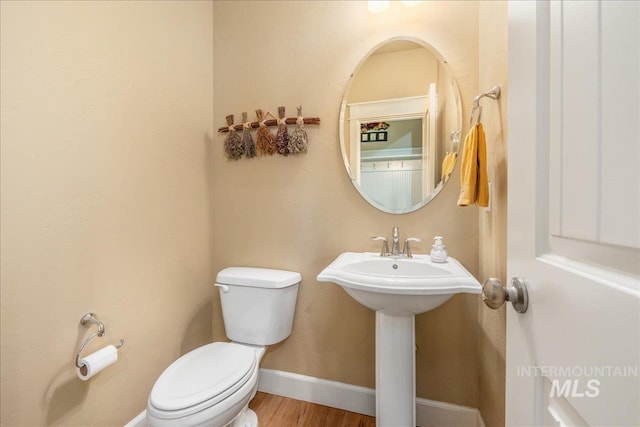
left=77, top=344, right=118, bottom=381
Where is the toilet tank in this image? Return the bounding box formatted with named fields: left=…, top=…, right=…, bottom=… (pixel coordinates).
left=215, top=267, right=301, bottom=346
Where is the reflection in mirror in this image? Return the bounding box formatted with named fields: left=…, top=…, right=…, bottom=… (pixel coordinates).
left=340, top=38, right=461, bottom=214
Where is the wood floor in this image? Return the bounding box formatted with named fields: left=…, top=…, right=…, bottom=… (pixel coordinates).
left=249, top=392, right=376, bottom=427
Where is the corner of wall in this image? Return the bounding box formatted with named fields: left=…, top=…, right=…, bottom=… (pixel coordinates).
left=477, top=1, right=508, bottom=426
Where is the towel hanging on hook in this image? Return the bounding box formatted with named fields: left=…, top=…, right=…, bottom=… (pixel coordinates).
left=459, top=85, right=499, bottom=207
left=457, top=123, right=488, bottom=207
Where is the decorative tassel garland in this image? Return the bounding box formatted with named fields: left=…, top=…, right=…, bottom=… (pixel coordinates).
left=288, top=105, right=308, bottom=153
left=255, top=109, right=276, bottom=156
left=241, top=112, right=256, bottom=158
left=223, top=115, right=243, bottom=160
left=218, top=107, right=319, bottom=159
left=275, top=106, right=290, bottom=156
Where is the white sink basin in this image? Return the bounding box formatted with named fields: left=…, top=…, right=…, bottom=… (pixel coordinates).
left=318, top=251, right=480, bottom=424
left=317, top=251, right=481, bottom=425
left=317, top=252, right=481, bottom=315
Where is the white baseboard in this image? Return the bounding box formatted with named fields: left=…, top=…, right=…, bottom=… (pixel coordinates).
left=123, top=410, right=147, bottom=427
left=477, top=410, right=487, bottom=427
left=125, top=369, right=486, bottom=427
left=258, top=368, right=377, bottom=416
left=258, top=368, right=484, bottom=427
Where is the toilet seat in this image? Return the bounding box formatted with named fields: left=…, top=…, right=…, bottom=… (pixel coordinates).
left=147, top=342, right=257, bottom=421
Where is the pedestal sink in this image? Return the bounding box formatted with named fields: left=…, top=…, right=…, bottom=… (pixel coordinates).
left=317, top=252, right=481, bottom=426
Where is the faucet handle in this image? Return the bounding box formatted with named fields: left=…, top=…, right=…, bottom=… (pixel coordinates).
left=402, top=237, right=421, bottom=258
left=371, top=236, right=390, bottom=257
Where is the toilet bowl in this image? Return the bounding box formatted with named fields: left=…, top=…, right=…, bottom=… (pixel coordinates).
left=147, top=342, right=265, bottom=427
left=146, top=267, right=301, bottom=427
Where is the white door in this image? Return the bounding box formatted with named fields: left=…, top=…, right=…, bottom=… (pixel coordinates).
left=507, top=1, right=640, bottom=426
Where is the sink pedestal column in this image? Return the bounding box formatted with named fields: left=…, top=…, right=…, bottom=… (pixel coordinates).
left=376, top=312, right=415, bottom=426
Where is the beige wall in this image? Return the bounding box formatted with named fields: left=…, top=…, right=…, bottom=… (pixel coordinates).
left=349, top=46, right=437, bottom=103
left=1, top=1, right=510, bottom=426
left=478, top=2, right=509, bottom=427
left=0, top=1, right=214, bottom=425
left=212, top=0, right=482, bottom=408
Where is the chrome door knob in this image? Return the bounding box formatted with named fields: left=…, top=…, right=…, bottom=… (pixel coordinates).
left=482, top=277, right=529, bottom=313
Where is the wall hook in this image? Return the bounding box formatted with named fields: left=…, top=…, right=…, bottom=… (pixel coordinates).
left=470, top=85, right=501, bottom=127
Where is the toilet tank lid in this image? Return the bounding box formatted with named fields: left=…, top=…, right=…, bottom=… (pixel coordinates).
left=216, top=267, right=301, bottom=288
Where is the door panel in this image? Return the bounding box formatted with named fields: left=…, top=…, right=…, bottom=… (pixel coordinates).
left=507, top=1, right=640, bottom=426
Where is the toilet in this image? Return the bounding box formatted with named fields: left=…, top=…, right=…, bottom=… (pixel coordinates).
left=146, top=267, right=301, bottom=427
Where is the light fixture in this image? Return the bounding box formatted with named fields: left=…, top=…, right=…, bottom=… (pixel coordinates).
left=367, top=0, right=390, bottom=14
left=367, top=1, right=422, bottom=14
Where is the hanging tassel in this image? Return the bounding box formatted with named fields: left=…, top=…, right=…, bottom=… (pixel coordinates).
left=288, top=105, right=308, bottom=153
left=241, top=112, right=256, bottom=158
left=223, top=115, right=243, bottom=160
left=256, top=109, right=276, bottom=156
left=275, top=106, right=290, bottom=156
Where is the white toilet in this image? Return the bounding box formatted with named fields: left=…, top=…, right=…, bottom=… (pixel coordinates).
left=146, top=267, right=301, bottom=427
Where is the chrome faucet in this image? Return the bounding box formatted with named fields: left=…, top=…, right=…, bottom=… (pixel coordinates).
left=391, top=226, right=400, bottom=256
left=371, top=227, right=421, bottom=258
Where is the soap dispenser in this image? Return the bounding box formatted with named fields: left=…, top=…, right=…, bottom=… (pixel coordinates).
left=430, top=236, right=448, bottom=263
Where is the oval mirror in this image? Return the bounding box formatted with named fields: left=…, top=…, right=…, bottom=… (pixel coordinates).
left=339, top=37, right=462, bottom=214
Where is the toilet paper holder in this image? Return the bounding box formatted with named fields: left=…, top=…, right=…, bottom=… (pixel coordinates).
left=75, top=313, right=124, bottom=368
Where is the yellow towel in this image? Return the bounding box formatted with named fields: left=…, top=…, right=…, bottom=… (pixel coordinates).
left=441, top=152, right=457, bottom=182
left=457, top=123, right=488, bottom=207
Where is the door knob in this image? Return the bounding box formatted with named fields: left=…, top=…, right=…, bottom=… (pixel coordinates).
left=482, top=277, right=529, bottom=313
